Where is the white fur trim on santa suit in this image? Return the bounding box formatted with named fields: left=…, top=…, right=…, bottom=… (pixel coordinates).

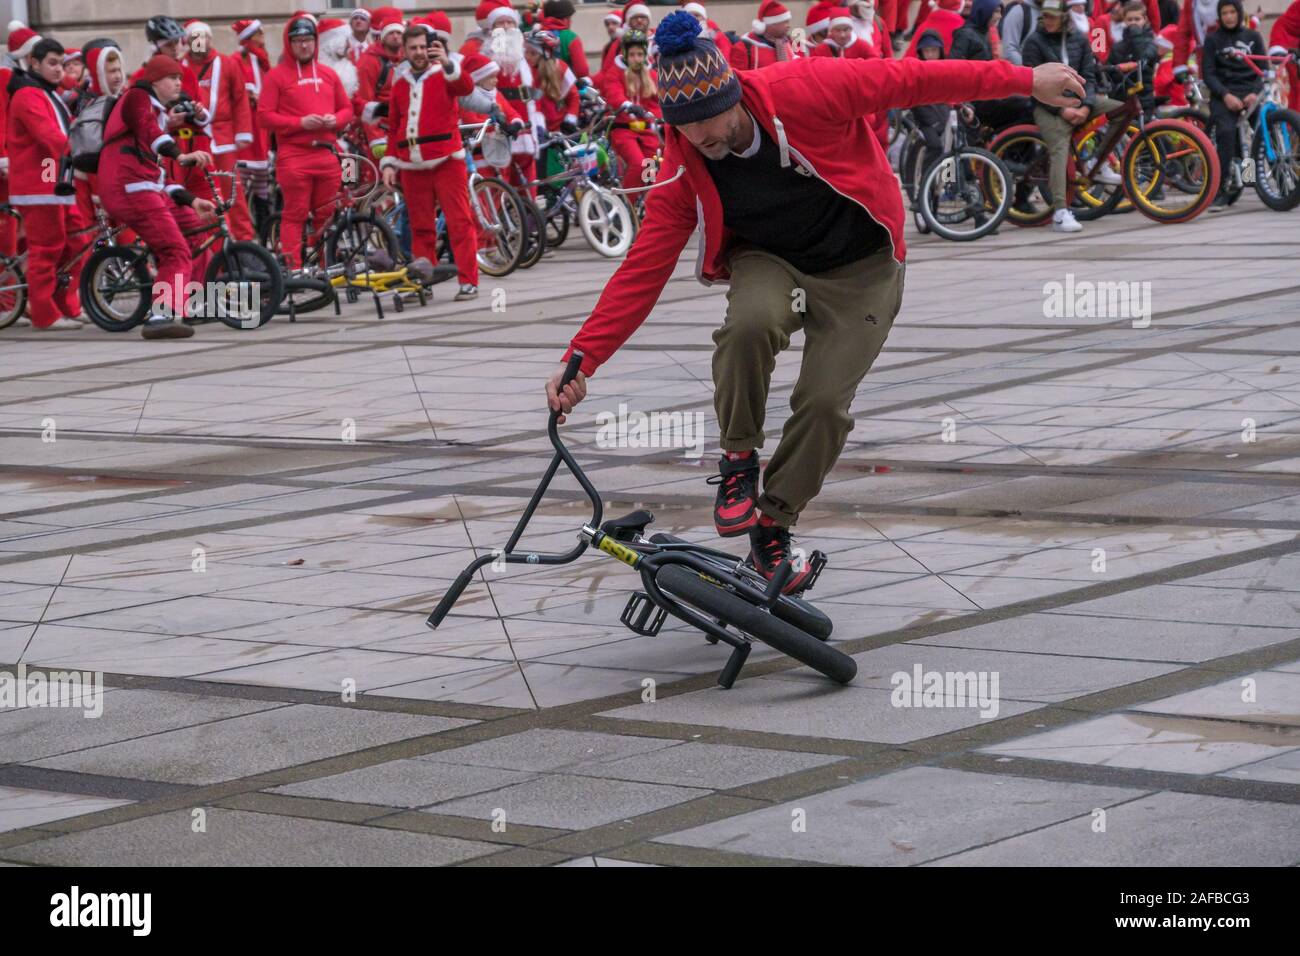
left=683, top=3, right=707, bottom=18
left=829, top=13, right=854, bottom=28
left=7, top=21, right=40, bottom=60
left=318, top=25, right=360, bottom=97
left=237, top=19, right=261, bottom=42
left=470, top=59, right=500, bottom=82
left=185, top=21, right=212, bottom=37
left=381, top=58, right=467, bottom=169
left=603, top=12, right=623, bottom=23
left=380, top=22, right=405, bottom=38
left=351, top=9, right=371, bottom=20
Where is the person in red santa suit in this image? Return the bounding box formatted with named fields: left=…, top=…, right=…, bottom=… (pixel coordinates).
left=1271, top=0, right=1300, bottom=110
left=680, top=3, right=732, bottom=61
left=805, top=1, right=837, bottom=47
left=525, top=31, right=580, bottom=132
left=847, top=0, right=893, bottom=52
left=730, top=1, right=807, bottom=70
left=0, top=22, right=44, bottom=260
left=181, top=20, right=255, bottom=242
left=134, top=17, right=216, bottom=208
left=1152, top=22, right=1188, bottom=104
left=356, top=6, right=406, bottom=156
left=258, top=15, right=354, bottom=271
left=463, top=1, right=504, bottom=58
left=99, top=54, right=221, bottom=339
left=904, top=0, right=964, bottom=55
left=380, top=24, right=479, bottom=299
left=595, top=28, right=660, bottom=188
left=7, top=37, right=90, bottom=330
left=58, top=48, right=87, bottom=110
left=348, top=9, right=373, bottom=63
left=604, top=3, right=655, bottom=71
left=1171, top=0, right=1225, bottom=79
left=485, top=1, right=545, bottom=185
left=230, top=20, right=273, bottom=232
left=600, top=10, right=624, bottom=65
left=73, top=45, right=131, bottom=237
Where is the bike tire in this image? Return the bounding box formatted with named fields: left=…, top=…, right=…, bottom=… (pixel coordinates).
left=0, top=258, right=26, bottom=329
left=469, top=176, right=525, bottom=278
left=918, top=146, right=1011, bottom=241
left=1123, top=119, right=1220, bottom=223
left=1252, top=107, right=1300, bottom=212
left=518, top=189, right=546, bottom=269
left=323, top=211, right=404, bottom=273
left=989, top=125, right=1055, bottom=227
left=545, top=201, right=570, bottom=247
left=79, top=245, right=152, bottom=332
left=277, top=275, right=336, bottom=316
left=206, top=240, right=283, bottom=329
left=655, top=564, right=855, bottom=684
left=577, top=187, right=635, bottom=258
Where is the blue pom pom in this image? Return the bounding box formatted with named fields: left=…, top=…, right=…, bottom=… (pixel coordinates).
left=655, top=11, right=702, bottom=56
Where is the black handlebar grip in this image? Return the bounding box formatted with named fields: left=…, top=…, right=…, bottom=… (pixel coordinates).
left=560, top=351, right=584, bottom=390
left=426, top=567, right=476, bottom=629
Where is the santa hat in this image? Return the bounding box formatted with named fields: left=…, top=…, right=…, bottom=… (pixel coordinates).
left=232, top=19, right=262, bottom=42
left=420, top=11, right=454, bottom=43
left=828, top=6, right=855, bottom=28
left=371, top=5, right=405, bottom=37
left=603, top=9, right=624, bottom=25
left=350, top=8, right=372, bottom=21
left=62, top=47, right=82, bottom=63
left=6, top=21, right=41, bottom=60
left=184, top=20, right=213, bottom=37
left=319, top=18, right=348, bottom=34
left=485, top=3, right=521, bottom=29
left=805, top=1, right=836, bottom=34
left=86, top=44, right=121, bottom=96
left=624, top=2, right=652, bottom=22
left=1155, top=23, right=1176, bottom=51
left=462, top=50, right=500, bottom=82
left=683, top=3, right=708, bottom=19
left=752, top=1, right=791, bottom=35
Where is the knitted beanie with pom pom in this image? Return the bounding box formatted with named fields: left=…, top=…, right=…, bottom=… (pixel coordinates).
left=655, top=10, right=741, bottom=125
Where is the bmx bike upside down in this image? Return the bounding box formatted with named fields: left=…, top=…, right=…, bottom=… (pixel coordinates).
left=426, top=351, right=857, bottom=689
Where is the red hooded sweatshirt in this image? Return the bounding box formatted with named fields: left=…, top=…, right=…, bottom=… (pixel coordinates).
left=561, top=55, right=1033, bottom=377
left=258, top=20, right=354, bottom=155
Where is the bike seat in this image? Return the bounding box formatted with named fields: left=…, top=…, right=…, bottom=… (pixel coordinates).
left=601, top=509, right=654, bottom=541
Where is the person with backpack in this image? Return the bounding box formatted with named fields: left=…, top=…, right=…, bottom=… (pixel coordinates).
left=538, top=0, right=592, bottom=83
left=180, top=20, right=255, bottom=242
left=6, top=37, right=88, bottom=330
left=98, top=54, right=218, bottom=339
left=70, top=44, right=128, bottom=234
left=1021, top=0, right=1119, bottom=233
left=356, top=6, right=405, bottom=155
left=257, top=15, right=354, bottom=271
left=1000, top=0, right=1043, bottom=64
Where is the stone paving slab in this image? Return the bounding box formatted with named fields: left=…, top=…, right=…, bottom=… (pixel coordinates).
left=0, top=808, right=495, bottom=867
left=0, top=786, right=133, bottom=834
left=269, top=759, right=537, bottom=809
left=29, top=705, right=473, bottom=785
left=655, top=766, right=1146, bottom=866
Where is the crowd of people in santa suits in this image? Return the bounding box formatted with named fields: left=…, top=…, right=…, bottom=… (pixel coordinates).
left=2, top=0, right=1297, bottom=335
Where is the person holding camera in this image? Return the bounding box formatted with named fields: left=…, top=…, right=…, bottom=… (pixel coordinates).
left=5, top=36, right=88, bottom=330
left=98, top=54, right=218, bottom=339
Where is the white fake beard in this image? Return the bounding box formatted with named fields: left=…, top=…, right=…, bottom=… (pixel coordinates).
left=319, top=32, right=358, bottom=95
left=488, top=26, right=525, bottom=77
left=1069, top=10, right=1090, bottom=34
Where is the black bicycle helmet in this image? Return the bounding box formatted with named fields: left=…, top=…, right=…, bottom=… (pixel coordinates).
left=286, top=16, right=318, bottom=39
left=145, top=16, right=184, bottom=43
left=621, top=28, right=650, bottom=52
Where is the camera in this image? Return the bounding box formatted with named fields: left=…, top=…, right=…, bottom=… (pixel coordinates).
left=53, top=155, right=77, bottom=196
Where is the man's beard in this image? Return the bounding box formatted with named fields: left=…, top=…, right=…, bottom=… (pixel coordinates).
left=488, top=26, right=525, bottom=76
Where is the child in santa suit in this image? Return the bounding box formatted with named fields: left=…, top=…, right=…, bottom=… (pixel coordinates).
left=1152, top=24, right=1189, bottom=105
left=596, top=28, right=660, bottom=189
left=356, top=6, right=406, bottom=155
left=730, top=1, right=807, bottom=70
left=681, top=3, right=732, bottom=61
left=74, top=45, right=132, bottom=238
left=8, top=37, right=89, bottom=329
left=181, top=20, right=255, bottom=241
left=257, top=16, right=354, bottom=270
left=380, top=25, right=479, bottom=299
left=98, top=54, right=219, bottom=338
left=525, top=31, right=580, bottom=133
left=539, top=0, right=592, bottom=82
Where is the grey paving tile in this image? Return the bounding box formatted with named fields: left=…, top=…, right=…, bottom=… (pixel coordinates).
left=569, top=742, right=842, bottom=790
left=269, top=759, right=536, bottom=808
left=656, top=766, right=1145, bottom=865
left=930, top=792, right=1300, bottom=866
left=3, top=808, right=494, bottom=866
left=417, top=729, right=680, bottom=773
left=430, top=773, right=708, bottom=830
left=0, top=688, right=280, bottom=764
left=1130, top=671, right=1300, bottom=727
left=31, top=705, right=472, bottom=785
left=0, top=785, right=132, bottom=834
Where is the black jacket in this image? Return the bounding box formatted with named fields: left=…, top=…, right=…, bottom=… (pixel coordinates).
left=1020, top=22, right=1100, bottom=114
left=1201, top=2, right=1265, bottom=99
left=1110, top=25, right=1161, bottom=111
left=949, top=0, right=1000, bottom=61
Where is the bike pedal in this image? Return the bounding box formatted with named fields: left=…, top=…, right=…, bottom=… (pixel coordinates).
left=620, top=591, right=667, bottom=637
left=797, top=550, right=829, bottom=594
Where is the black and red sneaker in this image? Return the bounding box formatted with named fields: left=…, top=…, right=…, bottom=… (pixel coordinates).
left=748, top=519, right=813, bottom=594
left=707, top=452, right=760, bottom=537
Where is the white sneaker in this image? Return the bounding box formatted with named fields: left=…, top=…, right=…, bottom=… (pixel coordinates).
left=13, top=316, right=31, bottom=327
left=1093, top=164, right=1123, bottom=186
left=1051, top=208, right=1083, bottom=233
left=34, top=317, right=84, bottom=330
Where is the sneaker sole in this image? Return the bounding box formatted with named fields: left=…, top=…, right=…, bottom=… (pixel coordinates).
left=715, top=512, right=758, bottom=537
